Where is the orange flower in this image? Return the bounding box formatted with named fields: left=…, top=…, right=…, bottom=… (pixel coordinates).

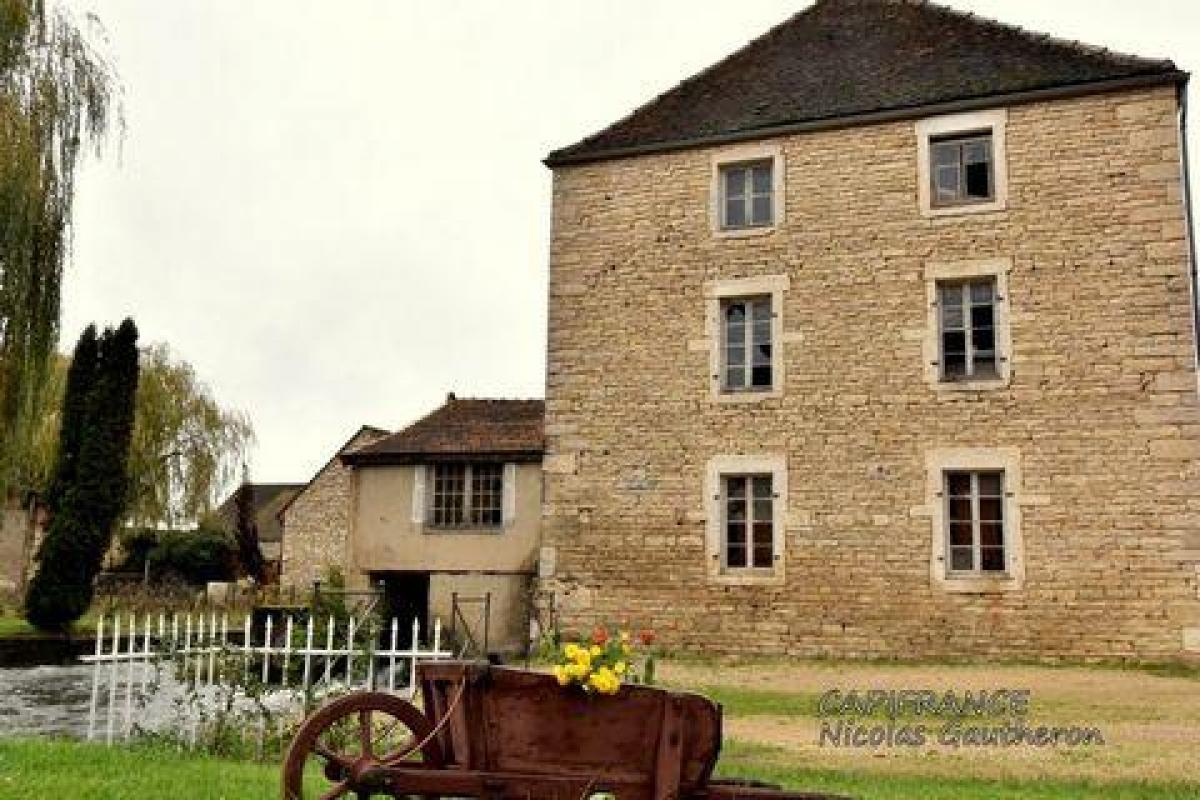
left=638, top=629, right=656, bottom=646
left=591, top=625, right=610, bottom=646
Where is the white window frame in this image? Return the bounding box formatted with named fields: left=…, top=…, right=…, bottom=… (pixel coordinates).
left=704, top=275, right=789, bottom=403
left=925, top=448, right=1024, bottom=593
left=705, top=455, right=787, bottom=585
left=924, top=258, right=1012, bottom=391
left=916, top=109, right=1008, bottom=218
left=710, top=142, right=784, bottom=237
left=425, top=462, right=505, bottom=531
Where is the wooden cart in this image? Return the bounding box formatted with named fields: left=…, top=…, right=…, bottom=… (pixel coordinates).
left=282, top=661, right=846, bottom=800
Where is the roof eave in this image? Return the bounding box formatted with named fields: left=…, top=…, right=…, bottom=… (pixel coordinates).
left=544, top=70, right=1188, bottom=168
left=342, top=450, right=545, bottom=467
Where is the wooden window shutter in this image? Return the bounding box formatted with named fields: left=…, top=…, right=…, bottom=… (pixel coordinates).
left=411, top=465, right=426, bottom=524
left=502, top=463, right=517, bottom=527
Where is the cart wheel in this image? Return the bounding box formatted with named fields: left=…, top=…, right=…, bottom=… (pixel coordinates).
left=281, top=691, right=444, bottom=799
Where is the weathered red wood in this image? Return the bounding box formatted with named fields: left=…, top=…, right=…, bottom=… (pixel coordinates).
left=284, top=662, right=850, bottom=800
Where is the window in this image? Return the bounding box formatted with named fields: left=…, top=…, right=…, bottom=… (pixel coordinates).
left=924, top=259, right=1011, bottom=391
left=930, top=133, right=994, bottom=207
left=944, top=470, right=1006, bottom=575
left=430, top=463, right=503, bottom=528
left=723, top=474, right=774, bottom=569
left=925, top=447, right=1024, bottom=593
left=705, top=454, right=786, bottom=584
left=722, top=296, right=773, bottom=392
left=720, top=161, right=773, bottom=229
left=915, top=109, right=1007, bottom=217
left=705, top=275, right=788, bottom=402
left=938, top=278, right=998, bottom=381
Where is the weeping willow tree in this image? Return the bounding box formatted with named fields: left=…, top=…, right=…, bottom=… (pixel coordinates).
left=0, top=0, right=120, bottom=496
left=125, top=343, right=254, bottom=528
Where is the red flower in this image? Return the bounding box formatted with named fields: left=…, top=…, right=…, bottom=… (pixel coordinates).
left=591, top=626, right=609, bottom=646
left=638, top=629, right=656, bottom=646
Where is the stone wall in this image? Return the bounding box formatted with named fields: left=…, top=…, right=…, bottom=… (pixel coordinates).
left=280, top=427, right=388, bottom=590
left=541, top=85, right=1200, bottom=660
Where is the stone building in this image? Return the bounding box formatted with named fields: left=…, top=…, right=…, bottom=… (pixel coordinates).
left=340, top=396, right=544, bottom=654
left=539, top=0, right=1200, bottom=659
left=278, top=426, right=389, bottom=590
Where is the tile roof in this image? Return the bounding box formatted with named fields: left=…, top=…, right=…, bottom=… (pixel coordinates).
left=343, top=396, right=545, bottom=465
left=546, top=0, right=1183, bottom=166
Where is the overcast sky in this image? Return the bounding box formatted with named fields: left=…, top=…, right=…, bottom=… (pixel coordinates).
left=60, top=0, right=1200, bottom=484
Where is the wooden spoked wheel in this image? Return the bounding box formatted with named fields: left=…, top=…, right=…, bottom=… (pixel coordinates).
left=281, top=691, right=444, bottom=799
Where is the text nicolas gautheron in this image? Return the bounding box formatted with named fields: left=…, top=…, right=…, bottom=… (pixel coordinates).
left=816, top=689, right=1105, bottom=748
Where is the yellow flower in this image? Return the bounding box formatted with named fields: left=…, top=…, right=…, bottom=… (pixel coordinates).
left=619, top=631, right=631, bottom=643
left=621, top=643, right=631, bottom=656
left=553, top=665, right=570, bottom=686
left=589, top=645, right=602, bottom=657
left=563, top=643, right=580, bottom=661
left=575, top=649, right=592, bottom=668
left=613, top=661, right=626, bottom=675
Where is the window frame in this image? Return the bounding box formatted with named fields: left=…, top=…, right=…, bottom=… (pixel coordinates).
left=710, top=143, right=784, bottom=237
left=718, top=160, right=774, bottom=231
left=924, top=258, right=1012, bottom=392
left=929, top=131, right=996, bottom=209
left=705, top=455, right=787, bottom=585
left=720, top=294, right=774, bottom=394
left=925, top=448, right=1024, bottom=594
left=427, top=462, right=504, bottom=531
left=936, top=278, right=1000, bottom=382
left=943, top=470, right=1007, bottom=577
left=704, top=276, right=790, bottom=403
left=915, top=109, right=1008, bottom=218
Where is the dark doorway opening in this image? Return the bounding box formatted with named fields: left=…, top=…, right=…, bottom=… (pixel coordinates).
left=374, top=571, right=430, bottom=645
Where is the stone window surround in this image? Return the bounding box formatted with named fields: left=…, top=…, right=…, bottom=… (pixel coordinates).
left=924, top=258, right=1013, bottom=392
left=924, top=447, right=1025, bottom=594
left=412, top=462, right=517, bottom=532
left=916, top=108, right=1008, bottom=218
left=704, top=454, right=788, bottom=586
left=709, top=142, right=785, bottom=238
left=703, top=275, right=792, bottom=403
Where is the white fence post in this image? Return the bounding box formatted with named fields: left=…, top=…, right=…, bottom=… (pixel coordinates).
left=87, top=614, right=104, bottom=741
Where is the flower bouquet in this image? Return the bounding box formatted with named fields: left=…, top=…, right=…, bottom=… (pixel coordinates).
left=552, top=626, right=656, bottom=695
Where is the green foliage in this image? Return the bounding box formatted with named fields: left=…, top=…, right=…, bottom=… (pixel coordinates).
left=125, top=343, right=254, bottom=528
left=0, top=0, right=121, bottom=497
left=145, top=526, right=235, bottom=585
left=42, top=324, right=96, bottom=510
left=25, top=319, right=140, bottom=630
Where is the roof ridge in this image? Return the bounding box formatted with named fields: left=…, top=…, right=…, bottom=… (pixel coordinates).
left=906, top=0, right=1173, bottom=69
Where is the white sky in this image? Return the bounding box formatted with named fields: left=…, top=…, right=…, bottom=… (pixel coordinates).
left=61, top=1, right=1200, bottom=483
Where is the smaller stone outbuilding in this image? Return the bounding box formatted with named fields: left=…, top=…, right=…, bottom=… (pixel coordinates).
left=278, top=426, right=389, bottom=591
left=341, top=395, right=544, bottom=656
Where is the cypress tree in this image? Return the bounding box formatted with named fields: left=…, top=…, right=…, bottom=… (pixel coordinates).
left=42, top=324, right=98, bottom=512
left=25, top=318, right=140, bottom=630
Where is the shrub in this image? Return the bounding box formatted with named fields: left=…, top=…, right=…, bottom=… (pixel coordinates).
left=147, top=526, right=235, bottom=586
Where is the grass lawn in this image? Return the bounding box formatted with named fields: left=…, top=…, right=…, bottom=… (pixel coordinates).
left=0, top=610, right=97, bottom=638
left=1, top=738, right=1197, bottom=800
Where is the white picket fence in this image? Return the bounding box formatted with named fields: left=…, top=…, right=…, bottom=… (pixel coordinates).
left=80, top=611, right=455, bottom=746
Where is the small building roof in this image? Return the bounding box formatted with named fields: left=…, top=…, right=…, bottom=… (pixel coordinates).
left=216, top=483, right=304, bottom=543
left=545, top=0, right=1183, bottom=167
left=343, top=395, right=545, bottom=466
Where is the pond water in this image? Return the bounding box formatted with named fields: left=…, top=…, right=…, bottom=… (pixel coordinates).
left=0, top=664, right=96, bottom=738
